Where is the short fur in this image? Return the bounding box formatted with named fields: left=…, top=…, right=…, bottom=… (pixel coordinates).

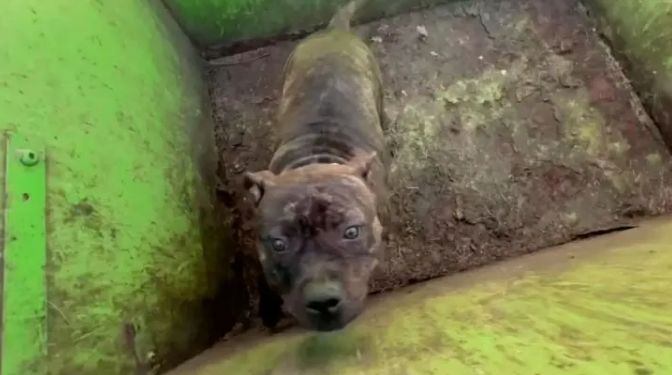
left=244, top=0, right=386, bottom=332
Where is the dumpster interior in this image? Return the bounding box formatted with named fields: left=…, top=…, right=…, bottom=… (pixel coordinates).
left=4, top=0, right=671, bottom=374
left=205, top=0, right=672, bottom=345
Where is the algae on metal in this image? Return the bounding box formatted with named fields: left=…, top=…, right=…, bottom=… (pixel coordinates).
left=0, top=0, right=227, bottom=374
left=170, top=217, right=672, bottom=375
left=583, top=0, right=672, bottom=149
left=163, top=0, right=458, bottom=49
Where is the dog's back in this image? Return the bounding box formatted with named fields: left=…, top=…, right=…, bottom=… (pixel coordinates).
left=269, top=0, right=386, bottom=190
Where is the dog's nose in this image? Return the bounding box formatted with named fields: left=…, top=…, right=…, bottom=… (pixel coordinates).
left=304, top=281, right=344, bottom=315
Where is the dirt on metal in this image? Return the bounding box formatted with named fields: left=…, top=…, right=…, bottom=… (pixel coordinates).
left=207, top=0, right=672, bottom=332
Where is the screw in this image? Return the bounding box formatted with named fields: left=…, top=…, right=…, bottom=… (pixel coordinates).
left=17, top=149, right=39, bottom=166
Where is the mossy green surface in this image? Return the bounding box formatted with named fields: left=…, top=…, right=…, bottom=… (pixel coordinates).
left=170, top=217, right=672, bottom=375
left=588, top=0, right=672, bottom=73
left=584, top=0, right=672, bottom=149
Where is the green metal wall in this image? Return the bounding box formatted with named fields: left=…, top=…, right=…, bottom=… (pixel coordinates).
left=584, top=0, right=672, bottom=152
left=162, top=0, right=459, bottom=50
left=0, top=1, right=230, bottom=374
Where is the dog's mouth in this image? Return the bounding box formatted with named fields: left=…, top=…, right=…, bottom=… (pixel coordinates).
left=307, top=316, right=351, bottom=332
left=283, top=292, right=364, bottom=332
left=301, top=303, right=360, bottom=332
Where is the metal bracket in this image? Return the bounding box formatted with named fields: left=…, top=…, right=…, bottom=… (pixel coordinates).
left=1, top=132, right=47, bottom=375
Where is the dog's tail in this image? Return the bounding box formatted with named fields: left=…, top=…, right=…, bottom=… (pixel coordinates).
left=328, top=0, right=369, bottom=31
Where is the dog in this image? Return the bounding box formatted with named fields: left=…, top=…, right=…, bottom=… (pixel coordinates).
left=244, top=0, right=387, bottom=332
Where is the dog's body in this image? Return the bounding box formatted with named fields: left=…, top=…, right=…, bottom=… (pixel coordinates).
left=270, top=4, right=386, bottom=185
left=245, top=0, right=387, bottom=332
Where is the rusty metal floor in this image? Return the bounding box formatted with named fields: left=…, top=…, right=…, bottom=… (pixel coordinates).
left=207, top=0, right=672, bottom=328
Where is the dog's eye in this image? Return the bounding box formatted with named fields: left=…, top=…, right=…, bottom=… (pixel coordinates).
left=271, top=238, right=287, bottom=252
left=343, top=226, right=360, bottom=239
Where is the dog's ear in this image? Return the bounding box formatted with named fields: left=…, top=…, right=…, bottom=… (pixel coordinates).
left=347, top=151, right=377, bottom=182
left=243, top=170, right=276, bottom=206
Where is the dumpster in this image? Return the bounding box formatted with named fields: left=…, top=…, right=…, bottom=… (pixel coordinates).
left=2, top=0, right=672, bottom=374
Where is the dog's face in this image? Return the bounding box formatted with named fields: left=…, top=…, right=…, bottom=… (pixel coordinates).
left=244, top=153, right=382, bottom=332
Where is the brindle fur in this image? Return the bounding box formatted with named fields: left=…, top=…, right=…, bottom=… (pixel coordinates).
left=244, top=0, right=387, bottom=332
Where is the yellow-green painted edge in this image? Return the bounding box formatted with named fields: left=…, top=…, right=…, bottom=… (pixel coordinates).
left=171, top=217, right=672, bottom=375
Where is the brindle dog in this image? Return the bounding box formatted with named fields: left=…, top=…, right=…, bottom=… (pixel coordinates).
left=244, top=0, right=387, bottom=332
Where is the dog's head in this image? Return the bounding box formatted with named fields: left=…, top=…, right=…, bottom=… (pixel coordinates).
left=244, top=152, right=382, bottom=332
